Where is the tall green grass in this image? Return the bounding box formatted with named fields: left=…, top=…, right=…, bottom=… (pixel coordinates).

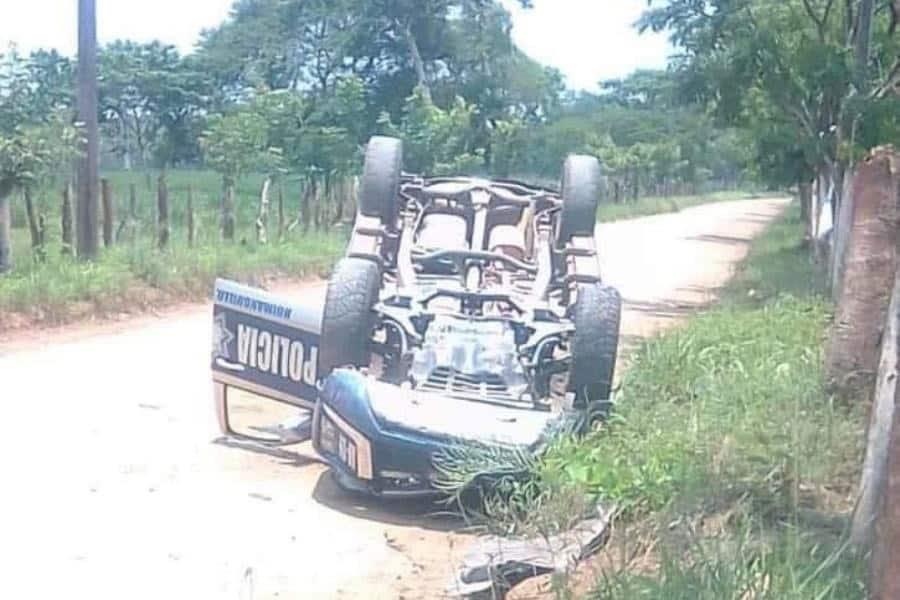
left=566, top=208, right=867, bottom=598
left=458, top=207, right=866, bottom=598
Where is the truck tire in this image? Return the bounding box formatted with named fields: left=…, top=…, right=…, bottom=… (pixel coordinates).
left=557, top=155, right=603, bottom=245
left=318, top=257, right=381, bottom=376
left=569, top=283, right=621, bottom=413
left=358, top=136, right=403, bottom=227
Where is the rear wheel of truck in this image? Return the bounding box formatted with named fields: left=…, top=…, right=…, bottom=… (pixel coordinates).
left=358, top=136, right=403, bottom=227
left=318, top=257, right=381, bottom=376
left=557, top=154, right=603, bottom=245
left=568, top=283, right=622, bottom=418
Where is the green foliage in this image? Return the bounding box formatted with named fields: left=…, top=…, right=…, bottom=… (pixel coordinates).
left=201, top=104, right=282, bottom=180
left=201, top=110, right=280, bottom=180
left=544, top=210, right=860, bottom=513
left=593, top=526, right=865, bottom=599
left=288, top=76, right=367, bottom=177
left=640, top=0, right=900, bottom=185
left=0, top=115, right=81, bottom=194
left=99, top=41, right=212, bottom=167
left=483, top=69, right=755, bottom=197
left=0, top=49, right=81, bottom=195
left=379, top=87, right=484, bottom=175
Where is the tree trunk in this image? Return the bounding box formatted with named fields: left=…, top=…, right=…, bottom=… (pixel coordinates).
left=255, top=177, right=271, bottom=244
left=24, top=188, right=45, bottom=262
left=856, top=0, right=876, bottom=89
left=61, top=183, right=74, bottom=255
left=221, top=176, right=236, bottom=241
left=0, top=182, right=13, bottom=273
left=799, top=180, right=813, bottom=240
left=302, top=179, right=313, bottom=234
left=399, top=20, right=432, bottom=102
left=129, top=182, right=137, bottom=221
left=157, top=172, right=169, bottom=250
left=186, top=185, right=195, bottom=247
left=116, top=182, right=137, bottom=241
left=349, top=176, right=358, bottom=217
left=852, top=266, right=900, bottom=549
left=831, top=168, right=857, bottom=300
left=332, top=177, right=345, bottom=225
left=277, top=183, right=285, bottom=241
left=812, top=170, right=831, bottom=264
left=825, top=147, right=900, bottom=399
left=101, top=178, right=114, bottom=247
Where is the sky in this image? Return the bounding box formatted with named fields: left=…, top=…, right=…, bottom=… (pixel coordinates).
left=0, top=0, right=671, bottom=92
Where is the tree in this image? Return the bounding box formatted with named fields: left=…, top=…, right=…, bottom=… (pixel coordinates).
left=201, top=102, right=282, bottom=240
left=640, top=0, right=899, bottom=205
left=197, top=0, right=541, bottom=135
left=0, top=50, right=80, bottom=272
left=99, top=41, right=211, bottom=169
left=379, top=87, right=484, bottom=175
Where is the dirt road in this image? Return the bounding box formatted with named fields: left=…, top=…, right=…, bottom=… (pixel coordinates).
left=0, top=198, right=788, bottom=600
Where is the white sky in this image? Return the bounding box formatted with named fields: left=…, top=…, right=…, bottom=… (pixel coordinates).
left=0, top=0, right=671, bottom=91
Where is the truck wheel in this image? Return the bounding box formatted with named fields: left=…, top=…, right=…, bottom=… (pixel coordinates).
left=318, top=258, right=381, bottom=376
left=358, top=136, right=403, bottom=227
left=557, top=155, right=603, bottom=245
left=569, top=283, right=621, bottom=414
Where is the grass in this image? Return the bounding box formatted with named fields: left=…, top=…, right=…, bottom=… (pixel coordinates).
left=578, top=207, right=867, bottom=598
left=450, top=206, right=867, bottom=598
left=0, top=169, right=346, bottom=326
left=597, top=190, right=777, bottom=222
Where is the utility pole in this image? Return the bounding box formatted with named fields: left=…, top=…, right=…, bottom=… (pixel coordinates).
left=77, top=0, right=99, bottom=260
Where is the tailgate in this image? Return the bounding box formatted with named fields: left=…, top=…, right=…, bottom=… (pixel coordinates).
left=211, top=279, right=323, bottom=409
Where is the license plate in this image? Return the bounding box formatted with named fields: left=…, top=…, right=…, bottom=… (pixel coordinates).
left=320, top=414, right=358, bottom=474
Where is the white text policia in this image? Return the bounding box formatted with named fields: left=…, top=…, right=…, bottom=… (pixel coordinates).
left=236, top=324, right=317, bottom=385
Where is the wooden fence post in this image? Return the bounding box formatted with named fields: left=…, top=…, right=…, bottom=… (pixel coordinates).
left=313, top=179, right=322, bottom=231
left=186, top=185, right=195, bottom=247
left=302, top=179, right=313, bottom=233
left=61, top=183, right=74, bottom=255
left=24, top=188, right=45, bottom=261
left=129, top=182, right=137, bottom=221
left=349, top=175, right=358, bottom=217
left=256, top=176, right=271, bottom=244
left=221, top=177, right=235, bottom=241
left=157, top=173, right=169, bottom=249
left=277, top=183, right=285, bottom=240
left=101, top=178, right=115, bottom=247
left=0, top=185, right=11, bottom=273
left=867, top=269, right=900, bottom=596
left=852, top=267, right=900, bottom=548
